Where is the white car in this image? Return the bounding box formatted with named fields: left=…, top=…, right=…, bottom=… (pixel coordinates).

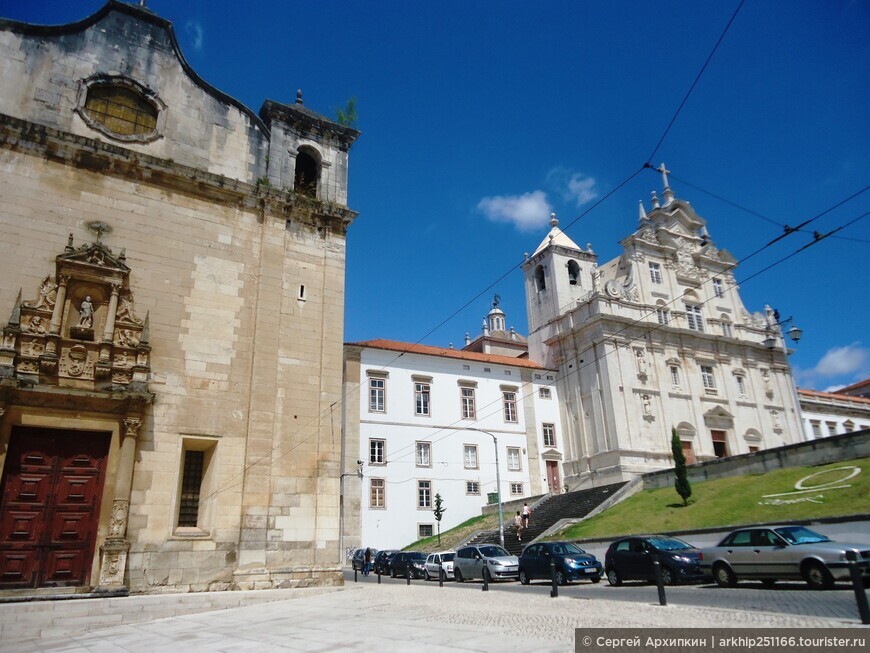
left=424, top=551, right=455, bottom=580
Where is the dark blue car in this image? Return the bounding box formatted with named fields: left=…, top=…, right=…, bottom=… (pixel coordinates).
left=518, top=541, right=602, bottom=585
left=605, top=535, right=706, bottom=586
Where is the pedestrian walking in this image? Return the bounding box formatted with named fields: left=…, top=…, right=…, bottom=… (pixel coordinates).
left=513, top=511, right=524, bottom=542
left=522, top=502, right=532, bottom=529
left=364, top=547, right=372, bottom=575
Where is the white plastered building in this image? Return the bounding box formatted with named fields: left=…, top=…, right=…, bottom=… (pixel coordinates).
left=342, top=314, right=562, bottom=551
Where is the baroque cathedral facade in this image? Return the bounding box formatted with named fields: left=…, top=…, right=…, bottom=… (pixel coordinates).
left=522, top=171, right=803, bottom=489
left=0, top=2, right=358, bottom=595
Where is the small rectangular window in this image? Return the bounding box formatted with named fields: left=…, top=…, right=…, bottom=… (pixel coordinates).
left=418, top=524, right=434, bottom=538
left=177, top=450, right=205, bottom=528
left=736, top=375, right=747, bottom=396
left=721, top=321, right=733, bottom=338
left=810, top=421, right=822, bottom=437
left=657, top=308, right=670, bottom=325
left=464, top=444, right=479, bottom=469
left=466, top=481, right=480, bottom=495
left=418, top=480, right=432, bottom=508
left=670, top=366, right=680, bottom=388
left=369, top=377, right=385, bottom=413
left=510, top=482, right=523, bottom=495
left=701, top=365, right=716, bottom=392
left=415, top=382, right=431, bottom=416
left=685, top=304, right=705, bottom=332
left=539, top=387, right=551, bottom=399
left=461, top=387, right=476, bottom=419
left=713, top=278, right=724, bottom=298
left=369, top=439, right=385, bottom=465
left=503, top=392, right=518, bottom=423
left=649, top=262, right=663, bottom=285
left=507, top=447, right=521, bottom=471
left=826, top=422, right=837, bottom=437
left=370, top=478, right=385, bottom=508
left=542, top=423, right=556, bottom=448
left=416, top=441, right=431, bottom=467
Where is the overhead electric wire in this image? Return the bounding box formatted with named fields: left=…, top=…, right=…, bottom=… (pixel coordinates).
left=646, top=0, right=746, bottom=163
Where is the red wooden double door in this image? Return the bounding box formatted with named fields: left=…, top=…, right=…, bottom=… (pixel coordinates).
left=0, top=426, right=110, bottom=589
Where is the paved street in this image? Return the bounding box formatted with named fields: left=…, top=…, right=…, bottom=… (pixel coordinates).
left=343, top=569, right=867, bottom=622
left=1, top=578, right=864, bottom=653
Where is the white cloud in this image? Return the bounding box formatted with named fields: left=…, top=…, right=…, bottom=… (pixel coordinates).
left=795, top=342, right=869, bottom=390
left=477, top=191, right=552, bottom=232
left=547, top=167, right=598, bottom=207
left=814, top=343, right=867, bottom=377
left=185, top=21, right=204, bottom=51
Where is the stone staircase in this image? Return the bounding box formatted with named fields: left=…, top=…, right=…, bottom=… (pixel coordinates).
left=466, top=482, right=628, bottom=556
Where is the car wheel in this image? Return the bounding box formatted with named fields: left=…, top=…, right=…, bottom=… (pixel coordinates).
left=606, top=568, right=622, bottom=586
left=425, top=570, right=432, bottom=581
left=803, top=561, right=834, bottom=590
left=660, top=566, right=676, bottom=586
left=519, top=569, right=530, bottom=585
left=713, top=563, right=737, bottom=588
left=555, top=569, right=567, bottom=586
left=454, top=568, right=463, bottom=583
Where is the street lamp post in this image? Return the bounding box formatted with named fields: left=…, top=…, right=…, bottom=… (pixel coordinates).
left=763, top=307, right=804, bottom=439
left=468, top=427, right=504, bottom=548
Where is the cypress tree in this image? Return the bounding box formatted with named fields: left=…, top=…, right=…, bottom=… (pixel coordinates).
left=671, top=427, right=692, bottom=506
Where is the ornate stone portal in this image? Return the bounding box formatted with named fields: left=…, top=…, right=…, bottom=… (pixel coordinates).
left=0, top=231, right=153, bottom=592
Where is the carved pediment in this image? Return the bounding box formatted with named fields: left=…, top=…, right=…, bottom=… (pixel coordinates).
left=540, top=448, right=563, bottom=461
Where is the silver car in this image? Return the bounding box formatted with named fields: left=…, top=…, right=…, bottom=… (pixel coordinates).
left=424, top=551, right=455, bottom=580
left=454, top=544, right=518, bottom=582
left=700, top=525, right=870, bottom=590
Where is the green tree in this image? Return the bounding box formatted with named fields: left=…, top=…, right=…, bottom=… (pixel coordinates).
left=433, top=492, right=446, bottom=545
left=672, top=427, right=692, bottom=506
left=335, top=96, right=358, bottom=128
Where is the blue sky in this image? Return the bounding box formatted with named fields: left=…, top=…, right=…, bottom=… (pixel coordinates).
left=2, top=0, right=868, bottom=391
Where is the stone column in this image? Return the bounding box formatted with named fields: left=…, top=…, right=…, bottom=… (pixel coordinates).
left=96, top=415, right=141, bottom=592
left=102, top=283, right=120, bottom=344
left=45, top=274, right=69, bottom=357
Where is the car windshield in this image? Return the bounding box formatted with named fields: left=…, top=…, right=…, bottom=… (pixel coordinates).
left=440, top=553, right=455, bottom=561
left=408, top=552, right=427, bottom=560
left=479, top=545, right=509, bottom=557
left=648, top=537, right=692, bottom=551
left=561, top=544, right=586, bottom=555
left=775, top=526, right=831, bottom=545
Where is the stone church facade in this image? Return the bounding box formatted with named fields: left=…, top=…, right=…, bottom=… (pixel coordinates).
left=0, top=1, right=358, bottom=595
left=523, top=172, right=804, bottom=489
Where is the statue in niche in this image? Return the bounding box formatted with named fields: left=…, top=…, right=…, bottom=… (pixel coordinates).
left=642, top=394, right=652, bottom=415
left=762, top=369, right=773, bottom=397
left=115, top=329, right=139, bottom=347
left=78, top=296, right=95, bottom=328
left=115, top=293, right=142, bottom=324
left=636, top=349, right=648, bottom=376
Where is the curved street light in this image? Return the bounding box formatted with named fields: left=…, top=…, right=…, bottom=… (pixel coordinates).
left=467, top=427, right=504, bottom=548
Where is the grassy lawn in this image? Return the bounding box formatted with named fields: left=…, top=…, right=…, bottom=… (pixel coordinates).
left=404, top=514, right=502, bottom=553
left=553, top=456, right=870, bottom=541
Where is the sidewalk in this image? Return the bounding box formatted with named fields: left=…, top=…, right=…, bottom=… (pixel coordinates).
left=0, top=581, right=861, bottom=653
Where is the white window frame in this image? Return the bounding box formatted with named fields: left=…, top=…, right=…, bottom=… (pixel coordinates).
left=669, top=365, right=681, bottom=388
left=542, top=423, right=556, bottom=448
left=370, top=478, right=385, bottom=508
left=415, top=381, right=431, bottom=416
left=464, top=444, right=479, bottom=470
left=656, top=307, right=670, bottom=325
left=368, top=376, right=386, bottom=413
left=538, top=387, right=551, bottom=399
left=713, top=277, right=724, bottom=298
left=502, top=391, right=518, bottom=423
left=810, top=421, right=822, bottom=438
left=416, top=441, right=431, bottom=468
left=466, top=481, right=480, bottom=495
left=735, top=375, right=747, bottom=397
left=460, top=386, right=476, bottom=419
left=417, top=480, right=432, bottom=509
left=685, top=303, right=705, bottom=333
left=507, top=447, right=521, bottom=471
left=369, top=439, right=386, bottom=465
left=510, top=482, right=524, bottom=495
left=721, top=321, right=733, bottom=338
left=701, top=365, right=716, bottom=393
left=649, top=262, right=663, bottom=284
left=418, top=523, right=434, bottom=538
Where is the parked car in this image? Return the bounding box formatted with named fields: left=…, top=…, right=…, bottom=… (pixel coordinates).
left=700, top=525, right=870, bottom=590
left=389, top=551, right=427, bottom=578
left=605, top=535, right=706, bottom=586
left=454, top=544, right=519, bottom=582
left=518, top=541, right=602, bottom=585
left=373, top=549, right=399, bottom=576
left=424, top=551, right=455, bottom=580
left=351, top=547, right=379, bottom=572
